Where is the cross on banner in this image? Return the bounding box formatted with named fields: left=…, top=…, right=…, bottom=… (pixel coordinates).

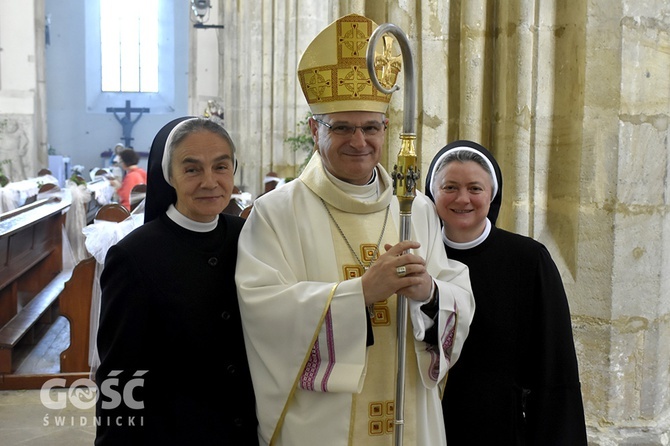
left=106, top=100, right=150, bottom=147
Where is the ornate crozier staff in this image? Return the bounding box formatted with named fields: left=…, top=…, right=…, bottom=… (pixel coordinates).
left=366, top=23, right=418, bottom=446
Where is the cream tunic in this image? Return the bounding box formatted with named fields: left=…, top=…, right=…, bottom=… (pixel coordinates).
left=236, top=153, right=474, bottom=446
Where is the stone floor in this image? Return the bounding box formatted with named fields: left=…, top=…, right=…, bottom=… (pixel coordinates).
left=0, top=389, right=96, bottom=446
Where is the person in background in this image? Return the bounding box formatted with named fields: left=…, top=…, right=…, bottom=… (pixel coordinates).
left=425, top=140, right=587, bottom=445
left=110, top=143, right=125, bottom=180
left=235, top=14, right=474, bottom=446
left=95, top=117, right=258, bottom=445
left=111, top=148, right=147, bottom=211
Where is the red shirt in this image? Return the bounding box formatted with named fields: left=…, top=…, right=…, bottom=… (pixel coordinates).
left=117, top=167, right=147, bottom=210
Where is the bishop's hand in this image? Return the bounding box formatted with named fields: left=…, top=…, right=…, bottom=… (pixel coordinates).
left=361, top=240, right=432, bottom=306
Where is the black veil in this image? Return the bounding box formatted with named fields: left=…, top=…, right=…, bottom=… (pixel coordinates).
left=424, top=140, right=503, bottom=225
left=144, top=116, right=195, bottom=223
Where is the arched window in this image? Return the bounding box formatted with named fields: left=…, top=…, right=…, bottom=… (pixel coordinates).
left=100, top=0, right=158, bottom=93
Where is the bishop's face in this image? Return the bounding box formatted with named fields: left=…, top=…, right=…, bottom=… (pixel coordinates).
left=309, top=111, right=387, bottom=185
left=170, top=130, right=235, bottom=222
left=432, top=160, right=493, bottom=243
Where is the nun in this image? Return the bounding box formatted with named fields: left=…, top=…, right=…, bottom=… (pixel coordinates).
left=425, top=140, right=587, bottom=445
left=95, top=117, right=258, bottom=445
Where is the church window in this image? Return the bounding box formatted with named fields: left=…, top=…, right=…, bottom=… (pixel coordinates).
left=85, top=0, right=184, bottom=114
left=100, top=0, right=159, bottom=93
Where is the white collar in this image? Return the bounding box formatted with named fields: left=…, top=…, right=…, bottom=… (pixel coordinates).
left=442, top=218, right=492, bottom=250
left=166, top=204, right=219, bottom=232
left=323, top=167, right=380, bottom=202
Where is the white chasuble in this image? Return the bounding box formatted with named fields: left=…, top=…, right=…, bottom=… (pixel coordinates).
left=321, top=204, right=418, bottom=445
left=235, top=152, right=475, bottom=446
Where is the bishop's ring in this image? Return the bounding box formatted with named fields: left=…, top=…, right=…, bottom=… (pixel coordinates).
left=396, top=266, right=407, bottom=278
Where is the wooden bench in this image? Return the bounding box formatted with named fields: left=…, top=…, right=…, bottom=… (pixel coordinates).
left=0, top=197, right=70, bottom=373
left=84, top=178, right=115, bottom=224
left=95, top=203, right=130, bottom=222
left=240, top=204, right=253, bottom=219
left=130, top=183, right=146, bottom=212
left=0, top=271, right=70, bottom=372
left=59, top=203, right=131, bottom=373
left=59, top=257, right=95, bottom=373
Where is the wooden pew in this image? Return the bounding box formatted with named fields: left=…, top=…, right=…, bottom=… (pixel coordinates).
left=84, top=178, right=115, bottom=224
left=0, top=197, right=70, bottom=373
left=240, top=204, right=253, bottom=219
left=58, top=258, right=95, bottom=372
left=223, top=198, right=244, bottom=216
left=129, top=183, right=147, bottom=212
left=59, top=204, right=131, bottom=373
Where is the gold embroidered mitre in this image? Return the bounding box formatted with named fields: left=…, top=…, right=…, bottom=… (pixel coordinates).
left=298, top=14, right=401, bottom=115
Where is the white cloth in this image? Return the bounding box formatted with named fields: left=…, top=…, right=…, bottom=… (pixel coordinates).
left=236, top=153, right=475, bottom=445
left=0, top=174, right=60, bottom=213
left=83, top=213, right=144, bottom=373
left=62, top=184, right=92, bottom=263
left=86, top=177, right=114, bottom=206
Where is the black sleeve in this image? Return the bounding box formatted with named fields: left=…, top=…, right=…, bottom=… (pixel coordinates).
left=421, top=290, right=439, bottom=345
left=366, top=308, right=375, bottom=346
left=526, top=246, right=587, bottom=445
left=95, top=243, right=152, bottom=444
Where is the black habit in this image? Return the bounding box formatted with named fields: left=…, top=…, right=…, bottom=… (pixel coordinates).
left=95, top=213, right=257, bottom=445
left=425, top=140, right=587, bottom=445
left=442, top=226, right=587, bottom=445
left=95, top=116, right=258, bottom=445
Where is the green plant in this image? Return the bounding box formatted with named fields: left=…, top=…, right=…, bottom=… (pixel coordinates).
left=285, top=113, right=314, bottom=175
left=68, top=173, right=86, bottom=186
left=0, top=159, right=11, bottom=187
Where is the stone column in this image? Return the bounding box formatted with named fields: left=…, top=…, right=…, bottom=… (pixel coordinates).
left=582, top=0, right=670, bottom=442
left=218, top=0, right=338, bottom=197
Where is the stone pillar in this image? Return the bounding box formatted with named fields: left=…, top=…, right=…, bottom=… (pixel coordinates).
left=490, top=0, right=670, bottom=443
left=218, top=0, right=337, bottom=197
left=189, top=0, right=221, bottom=117
left=579, top=0, right=670, bottom=442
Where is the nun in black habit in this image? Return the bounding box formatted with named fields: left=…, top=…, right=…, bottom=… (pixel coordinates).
left=95, top=117, right=258, bottom=445
left=425, top=140, right=587, bottom=445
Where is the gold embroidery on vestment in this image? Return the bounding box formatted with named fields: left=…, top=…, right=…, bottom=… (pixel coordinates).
left=343, top=265, right=364, bottom=279
left=338, top=20, right=370, bottom=58
left=341, top=259, right=390, bottom=326
left=368, top=400, right=395, bottom=436
left=370, top=301, right=390, bottom=326
left=360, top=243, right=379, bottom=264
left=304, top=69, right=333, bottom=101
